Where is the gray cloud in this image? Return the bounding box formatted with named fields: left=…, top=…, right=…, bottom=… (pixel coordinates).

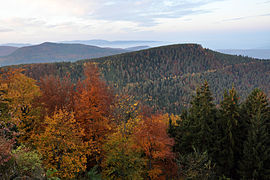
left=263, top=0, right=270, bottom=4
left=46, top=22, right=77, bottom=29
left=260, top=13, right=270, bottom=17
left=221, top=13, right=270, bottom=22
left=0, top=28, right=13, bottom=32
left=221, top=16, right=250, bottom=22
left=87, top=0, right=225, bottom=26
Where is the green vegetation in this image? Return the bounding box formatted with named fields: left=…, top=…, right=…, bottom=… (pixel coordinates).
left=169, top=84, right=270, bottom=179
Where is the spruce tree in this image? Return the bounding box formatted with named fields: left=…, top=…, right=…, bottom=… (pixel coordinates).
left=238, top=89, right=270, bottom=179
left=174, top=81, right=218, bottom=156
left=172, top=109, right=191, bottom=154
left=172, top=82, right=219, bottom=178
left=188, top=81, right=217, bottom=154
left=217, top=87, right=240, bottom=178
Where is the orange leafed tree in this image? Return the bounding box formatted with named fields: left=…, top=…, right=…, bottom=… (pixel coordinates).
left=74, top=63, right=114, bottom=168
left=134, top=113, right=176, bottom=179
left=36, top=109, right=87, bottom=179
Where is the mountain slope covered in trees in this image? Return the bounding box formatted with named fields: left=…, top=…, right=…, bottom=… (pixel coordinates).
left=3, top=43, right=270, bottom=114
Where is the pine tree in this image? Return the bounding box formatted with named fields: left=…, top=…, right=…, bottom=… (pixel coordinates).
left=238, top=89, right=270, bottom=179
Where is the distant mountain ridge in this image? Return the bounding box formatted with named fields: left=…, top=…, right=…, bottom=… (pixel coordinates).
left=124, top=46, right=150, bottom=51
left=0, top=46, right=18, bottom=56
left=0, top=40, right=161, bottom=48
left=217, top=49, right=270, bottom=59
left=4, top=43, right=270, bottom=114
left=0, top=43, right=32, bottom=47
left=0, top=42, right=128, bottom=66
left=2, top=40, right=269, bottom=61
left=60, top=39, right=165, bottom=48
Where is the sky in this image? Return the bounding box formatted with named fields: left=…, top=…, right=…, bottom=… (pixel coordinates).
left=0, top=0, right=269, bottom=49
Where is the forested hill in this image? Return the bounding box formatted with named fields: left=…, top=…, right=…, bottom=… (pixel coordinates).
left=3, top=43, right=270, bottom=114
left=0, top=42, right=128, bottom=66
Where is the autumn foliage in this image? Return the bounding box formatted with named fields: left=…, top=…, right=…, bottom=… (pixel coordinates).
left=0, top=66, right=177, bottom=179
left=36, top=109, right=87, bottom=178
left=134, top=113, right=176, bottom=179
left=0, top=69, right=40, bottom=123
left=37, top=74, right=76, bottom=117
left=0, top=122, right=16, bottom=166
left=74, top=64, right=114, bottom=168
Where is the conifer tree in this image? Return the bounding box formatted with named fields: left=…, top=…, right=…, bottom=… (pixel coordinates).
left=172, top=81, right=218, bottom=178
left=238, top=89, right=270, bottom=179
left=186, top=81, right=217, bottom=154
left=217, top=87, right=240, bottom=177
left=172, top=109, right=189, bottom=154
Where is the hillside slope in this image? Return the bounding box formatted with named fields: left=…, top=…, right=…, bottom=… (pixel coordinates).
left=4, top=44, right=270, bottom=114
left=0, top=42, right=128, bottom=66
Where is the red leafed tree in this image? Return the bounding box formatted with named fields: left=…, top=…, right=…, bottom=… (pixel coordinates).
left=0, top=122, right=16, bottom=166
left=37, top=74, right=76, bottom=117
left=74, top=63, right=114, bottom=168
left=134, top=113, right=176, bottom=179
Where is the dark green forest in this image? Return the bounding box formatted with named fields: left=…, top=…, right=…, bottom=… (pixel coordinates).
left=169, top=82, right=270, bottom=179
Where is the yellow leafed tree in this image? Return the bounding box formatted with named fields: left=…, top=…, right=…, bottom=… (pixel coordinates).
left=102, top=130, right=145, bottom=180
left=36, top=109, right=88, bottom=179
left=0, top=69, right=41, bottom=145
left=0, top=69, right=40, bottom=123
left=102, top=96, right=145, bottom=179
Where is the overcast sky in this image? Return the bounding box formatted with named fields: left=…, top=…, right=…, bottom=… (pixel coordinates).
left=0, top=0, right=269, bottom=49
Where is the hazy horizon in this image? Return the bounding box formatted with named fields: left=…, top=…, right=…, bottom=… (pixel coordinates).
left=0, top=0, right=269, bottom=49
